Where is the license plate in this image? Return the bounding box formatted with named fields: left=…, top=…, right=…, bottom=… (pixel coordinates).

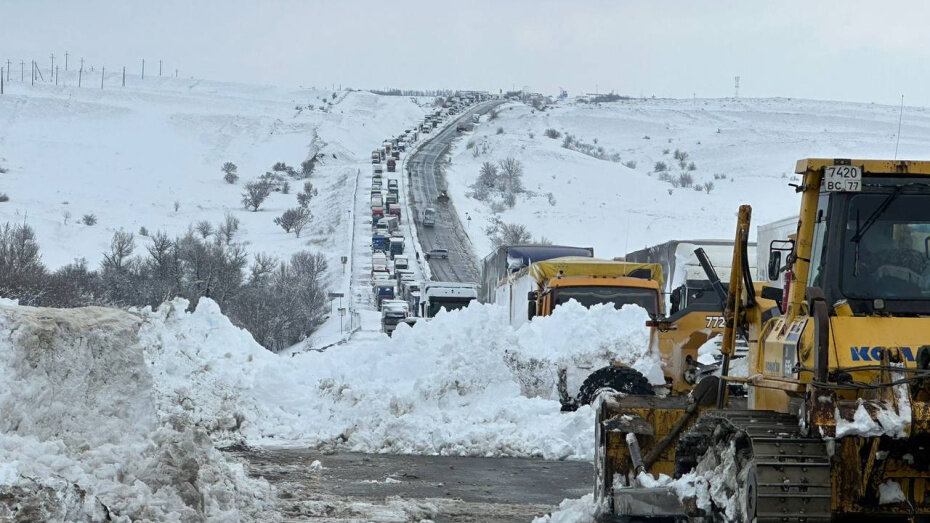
left=824, top=165, right=861, bottom=192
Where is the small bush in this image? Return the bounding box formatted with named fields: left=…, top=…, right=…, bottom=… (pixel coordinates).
left=654, top=161, right=668, bottom=172
left=195, top=220, right=213, bottom=239
left=222, top=161, right=238, bottom=177
left=547, top=192, right=556, bottom=206
left=623, top=160, right=637, bottom=169
left=694, top=185, right=704, bottom=192
left=544, top=128, right=562, bottom=139
left=81, top=214, right=97, bottom=226
left=662, top=148, right=670, bottom=155
left=0, top=166, right=8, bottom=174
left=0, top=194, right=9, bottom=203
left=138, top=226, right=149, bottom=237
left=703, top=182, right=715, bottom=194
left=496, top=127, right=504, bottom=135
left=272, top=162, right=288, bottom=172
left=466, top=139, right=476, bottom=149
left=673, top=149, right=689, bottom=162
left=489, top=109, right=500, bottom=121
left=173, top=201, right=181, bottom=213
left=678, top=172, right=694, bottom=188
left=687, top=162, right=697, bottom=171
left=224, top=171, right=239, bottom=184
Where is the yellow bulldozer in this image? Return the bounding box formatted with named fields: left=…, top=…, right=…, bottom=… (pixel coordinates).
left=596, top=158, right=930, bottom=522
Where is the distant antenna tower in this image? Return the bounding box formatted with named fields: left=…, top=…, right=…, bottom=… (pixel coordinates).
left=734, top=76, right=740, bottom=98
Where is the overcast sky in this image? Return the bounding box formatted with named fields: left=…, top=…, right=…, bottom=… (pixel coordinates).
left=4, top=0, right=930, bottom=105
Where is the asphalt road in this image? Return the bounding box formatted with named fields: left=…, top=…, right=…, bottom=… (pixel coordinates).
left=229, top=449, right=592, bottom=522
left=407, top=102, right=500, bottom=283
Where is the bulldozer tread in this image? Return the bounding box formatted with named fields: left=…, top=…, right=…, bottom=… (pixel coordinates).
left=577, top=365, right=654, bottom=406
left=674, top=410, right=832, bottom=522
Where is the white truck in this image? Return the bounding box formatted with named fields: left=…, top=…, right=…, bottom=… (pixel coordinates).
left=421, top=282, right=478, bottom=318
left=381, top=299, right=409, bottom=336
left=756, top=215, right=798, bottom=292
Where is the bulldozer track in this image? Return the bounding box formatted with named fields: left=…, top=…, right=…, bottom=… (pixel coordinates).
left=679, top=410, right=832, bottom=522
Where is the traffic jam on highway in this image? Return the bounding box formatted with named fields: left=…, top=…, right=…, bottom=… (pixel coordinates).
left=369, top=93, right=490, bottom=335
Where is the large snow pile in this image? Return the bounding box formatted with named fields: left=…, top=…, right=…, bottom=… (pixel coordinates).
left=0, top=304, right=273, bottom=522
left=137, top=298, right=657, bottom=460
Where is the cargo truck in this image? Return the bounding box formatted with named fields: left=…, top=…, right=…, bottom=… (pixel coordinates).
left=421, top=282, right=478, bottom=318
left=388, top=204, right=401, bottom=222
left=624, top=239, right=757, bottom=311
left=479, top=244, right=594, bottom=304
left=387, top=158, right=396, bottom=172
left=374, top=281, right=395, bottom=309
left=372, top=234, right=389, bottom=252
left=389, top=237, right=404, bottom=259
left=497, top=256, right=663, bottom=328
left=381, top=300, right=408, bottom=336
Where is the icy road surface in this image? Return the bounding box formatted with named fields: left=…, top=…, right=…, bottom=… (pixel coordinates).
left=407, top=101, right=501, bottom=282
left=229, top=449, right=591, bottom=522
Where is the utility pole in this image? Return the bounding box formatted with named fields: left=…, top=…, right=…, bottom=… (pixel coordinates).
left=159, top=59, right=162, bottom=76
left=50, top=53, right=54, bottom=80
left=20, top=60, right=24, bottom=82
left=175, top=69, right=178, bottom=78
left=141, top=59, right=145, bottom=79
left=122, top=66, right=125, bottom=87
left=101, top=67, right=105, bottom=89
left=65, top=51, right=69, bottom=71
left=55, top=66, right=58, bottom=86
left=734, top=76, right=740, bottom=99
left=6, top=60, right=10, bottom=81
left=31, top=61, right=34, bottom=85
left=1, top=68, right=4, bottom=95
left=78, top=63, right=82, bottom=87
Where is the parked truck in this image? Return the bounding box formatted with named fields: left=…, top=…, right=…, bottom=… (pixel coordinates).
left=624, top=239, right=757, bottom=311
left=372, top=233, right=389, bottom=253
left=373, top=281, right=395, bottom=309
left=388, top=204, right=401, bottom=222
left=387, top=158, right=396, bottom=172
left=479, top=244, right=594, bottom=304
left=497, top=256, right=663, bottom=328
left=421, top=282, right=478, bottom=318
left=380, top=300, right=408, bottom=336
left=389, top=237, right=404, bottom=259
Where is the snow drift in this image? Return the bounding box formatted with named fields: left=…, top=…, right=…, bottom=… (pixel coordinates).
left=0, top=304, right=273, bottom=522
left=138, top=298, right=657, bottom=460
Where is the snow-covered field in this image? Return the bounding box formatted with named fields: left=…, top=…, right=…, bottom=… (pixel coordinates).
left=445, top=97, right=930, bottom=260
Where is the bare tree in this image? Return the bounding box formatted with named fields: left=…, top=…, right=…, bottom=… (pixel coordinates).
left=217, top=213, right=240, bottom=244
left=274, top=207, right=312, bottom=237
left=242, top=181, right=272, bottom=211
left=195, top=220, right=214, bottom=239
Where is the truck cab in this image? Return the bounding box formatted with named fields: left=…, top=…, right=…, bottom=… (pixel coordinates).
left=421, top=282, right=478, bottom=318
left=532, top=275, right=662, bottom=320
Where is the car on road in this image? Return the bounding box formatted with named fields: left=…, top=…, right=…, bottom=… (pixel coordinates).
left=424, top=248, right=449, bottom=260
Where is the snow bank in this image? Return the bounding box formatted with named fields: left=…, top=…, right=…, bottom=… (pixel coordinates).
left=531, top=493, right=597, bottom=523
left=138, top=298, right=655, bottom=460
left=0, top=304, right=273, bottom=522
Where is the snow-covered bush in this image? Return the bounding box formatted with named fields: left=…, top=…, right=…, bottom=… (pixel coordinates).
left=241, top=181, right=271, bottom=211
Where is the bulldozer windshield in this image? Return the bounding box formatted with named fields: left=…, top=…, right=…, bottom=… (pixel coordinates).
left=841, top=191, right=930, bottom=301
left=552, top=286, right=659, bottom=315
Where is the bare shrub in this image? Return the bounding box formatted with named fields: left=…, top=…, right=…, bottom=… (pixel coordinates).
left=703, top=181, right=715, bottom=194
left=544, top=128, right=562, bottom=139
left=623, top=160, right=637, bottom=169
left=496, top=127, right=504, bottom=135
left=654, top=161, right=668, bottom=172
left=222, top=162, right=238, bottom=184
left=678, top=172, right=695, bottom=188
left=242, top=181, right=272, bottom=211
left=82, top=214, right=98, bottom=226
left=274, top=207, right=312, bottom=237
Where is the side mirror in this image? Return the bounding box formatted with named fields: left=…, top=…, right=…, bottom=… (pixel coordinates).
left=767, top=239, right=794, bottom=280
left=527, top=291, right=538, bottom=301
left=767, top=251, right=782, bottom=281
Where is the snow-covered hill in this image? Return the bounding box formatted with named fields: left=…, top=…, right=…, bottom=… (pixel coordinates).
left=446, top=97, right=930, bottom=260
left=0, top=75, right=427, bottom=276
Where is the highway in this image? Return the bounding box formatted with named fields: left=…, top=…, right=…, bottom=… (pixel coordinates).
left=406, top=101, right=500, bottom=282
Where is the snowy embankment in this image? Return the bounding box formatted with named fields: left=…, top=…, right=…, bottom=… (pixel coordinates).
left=0, top=296, right=655, bottom=519
left=0, top=302, right=273, bottom=522
left=141, top=298, right=655, bottom=460
left=446, top=98, right=930, bottom=260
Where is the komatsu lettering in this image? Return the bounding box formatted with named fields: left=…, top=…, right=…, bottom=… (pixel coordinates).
left=849, top=346, right=916, bottom=362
